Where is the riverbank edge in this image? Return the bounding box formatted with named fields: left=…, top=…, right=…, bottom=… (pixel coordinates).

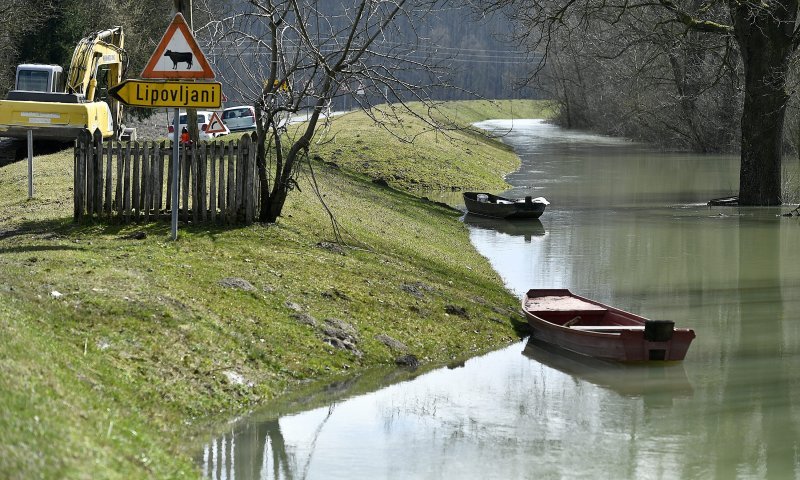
left=0, top=99, right=553, bottom=479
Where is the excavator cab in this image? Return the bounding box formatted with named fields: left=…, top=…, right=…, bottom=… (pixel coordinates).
left=16, top=65, right=63, bottom=92
left=6, top=65, right=83, bottom=104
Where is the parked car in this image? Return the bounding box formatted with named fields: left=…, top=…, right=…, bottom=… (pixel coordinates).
left=167, top=111, right=228, bottom=140
left=222, top=106, right=257, bottom=132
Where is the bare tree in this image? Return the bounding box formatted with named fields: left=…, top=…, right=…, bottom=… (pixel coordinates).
left=482, top=0, right=798, bottom=205
left=0, top=1, right=54, bottom=92
left=195, top=0, right=450, bottom=224
left=536, top=8, right=740, bottom=152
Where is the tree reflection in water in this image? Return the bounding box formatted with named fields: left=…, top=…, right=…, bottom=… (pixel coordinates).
left=202, top=418, right=292, bottom=480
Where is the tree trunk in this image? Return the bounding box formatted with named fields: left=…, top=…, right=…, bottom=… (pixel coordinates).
left=730, top=0, right=796, bottom=205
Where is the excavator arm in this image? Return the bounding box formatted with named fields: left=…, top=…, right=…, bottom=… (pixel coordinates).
left=66, top=26, right=126, bottom=97
left=66, top=27, right=127, bottom=136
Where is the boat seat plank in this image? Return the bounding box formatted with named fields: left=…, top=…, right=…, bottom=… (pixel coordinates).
left=570, top=326, right=645, bottom=331
left=525, top=296, right=608, bottom=312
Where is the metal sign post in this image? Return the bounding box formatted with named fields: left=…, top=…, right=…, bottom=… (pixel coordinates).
left=27, top=130, right=33, bottom=199
left=171, top=108, right=180, bottom=240
left=106, top=12, right=218, bottom=241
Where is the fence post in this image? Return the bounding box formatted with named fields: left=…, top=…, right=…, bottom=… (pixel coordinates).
left=132, top=141, right=140, bottom=221
left=218, top=142, right=226, bottom=221
left=123, top=142, right=131, bottom=223
left=93, top=130, right=103, bottom=215
left=143, top=142, right=151, bottom=222
left=209, top=142, right=217, bottom=223
left=105, top=140, right=113, bottom=216
left=157, top=141, right=166, bottom=215
left=73, top=130, right=91, bottom=221
left=182, top=144, right=190, bottom=223
left=241, top=135, right=253, bottom=224
left=226, top=141, right=235, bottom=223
left=114, top=143, right=122, bottom=215
left=192, top=145, right=199, bottom=223
left=199, top=143, right=207, bottom=222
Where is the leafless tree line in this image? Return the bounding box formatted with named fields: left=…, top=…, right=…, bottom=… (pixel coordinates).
left=194, top=0, right=456, bottom=224
left=479, top=0, right=800, bottom=204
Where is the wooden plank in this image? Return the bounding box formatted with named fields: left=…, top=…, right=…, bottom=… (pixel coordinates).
left=191, top=145, right=199, bottom=223
left=199, top=143, right=207, bottom=222
left=570, top=326, right=645, bottom=332
left=141, top=142, right=150, bottom=218
left=152, top=143, right=158, bottom=214
left=209, top=142, right=217, bottom=223
left=524, top=296, right=608, bottom=312
left=123, top=143, right=131, bottom=222
left=86, top=137, right=94, bottom=217
left=157, top=141, right=165, bottom=213
left=235, top=141, right=243, bottom=221
left=226, top=141, right=235, bottom=223
left=94, top=130, right=103, bottom=215
left=242, top=135, right=253, bottom=224
left=143, top=143, right=151, bottom=222
left=166, top=141, right=174, bottom=212
left=132, top=141, right=140, bottom=221
left=182, top=144, right=190, bottom=223
left=114, top=142, right=123, bottom=213
left=217, top=142, right=226, bottom=219
left=149, top=143, right=156, bottom=217
left=74, top=132, right=88, bottom=221
left=104, top=141, right=113, bottom=215
left=73, top=139, right=79, bottom=220
left=249, top=134, right=256, bottom=223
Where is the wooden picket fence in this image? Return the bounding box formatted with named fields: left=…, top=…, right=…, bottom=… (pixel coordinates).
left=73, top=129, right=259, bottom=224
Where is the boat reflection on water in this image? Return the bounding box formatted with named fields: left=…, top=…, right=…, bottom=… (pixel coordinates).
left=462, top=213, right=546, bottom=242
left=522, top=338, right=693, bottom=404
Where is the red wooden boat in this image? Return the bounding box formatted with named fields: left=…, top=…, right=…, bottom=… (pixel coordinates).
left=522, top=289, right=695, bottom=362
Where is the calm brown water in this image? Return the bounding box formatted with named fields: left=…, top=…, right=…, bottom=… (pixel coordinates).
left=199, top=119, right=800, bottom=479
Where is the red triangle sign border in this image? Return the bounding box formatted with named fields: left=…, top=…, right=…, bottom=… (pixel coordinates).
left=142, top=13, right=215, bottom=79
left=205, top=112, right=227, bottom=134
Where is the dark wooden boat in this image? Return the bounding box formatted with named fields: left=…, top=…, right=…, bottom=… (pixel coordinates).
left=522, top=289, right=695, bottom=362
left=463, top=192, right=548, bottom=219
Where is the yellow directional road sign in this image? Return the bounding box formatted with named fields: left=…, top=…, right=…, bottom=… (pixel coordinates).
left=109, top=79, right=222, bottom=108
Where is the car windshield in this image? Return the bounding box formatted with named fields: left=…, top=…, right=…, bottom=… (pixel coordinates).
left=224, top=108, right=252, bottom=119
left=17, top=69, right=50, bottom=92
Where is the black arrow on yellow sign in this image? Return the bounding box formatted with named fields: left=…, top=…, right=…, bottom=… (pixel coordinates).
left=109, top=79, right=222, bottom=109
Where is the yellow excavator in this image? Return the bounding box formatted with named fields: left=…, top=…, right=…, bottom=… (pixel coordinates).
left=0, top=26, right=135, bottom=142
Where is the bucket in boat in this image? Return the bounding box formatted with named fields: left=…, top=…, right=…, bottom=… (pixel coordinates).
left=644, top=320, right=674, bottom=342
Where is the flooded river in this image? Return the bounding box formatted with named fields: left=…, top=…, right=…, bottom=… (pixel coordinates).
left=199, top=120, right=800, bottom=479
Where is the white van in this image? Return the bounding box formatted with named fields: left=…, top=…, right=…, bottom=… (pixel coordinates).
left=222, top=106, right=257, bottom=132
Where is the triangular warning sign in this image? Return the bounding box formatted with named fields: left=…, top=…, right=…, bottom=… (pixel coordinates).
left=205, top=112, right=227, bottom=134
left=142, top=13, right=215, bottom=79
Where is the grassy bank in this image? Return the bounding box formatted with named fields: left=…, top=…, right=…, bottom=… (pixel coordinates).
left=310, top=99, right=556, bottom=190
left=0, top=99, right=549, bottom=479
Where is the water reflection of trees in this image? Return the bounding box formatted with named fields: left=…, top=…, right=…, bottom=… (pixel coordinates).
left=201, top=405, right=338, bottom=480
left=198, top=366, right=423, bottom=479
left=201, top=419, right=292, bottom=480
left=695, top=218, right=798, bottom=479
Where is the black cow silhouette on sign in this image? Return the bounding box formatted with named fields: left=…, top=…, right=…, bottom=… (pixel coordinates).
left=164, top=50, right=193, bottom=70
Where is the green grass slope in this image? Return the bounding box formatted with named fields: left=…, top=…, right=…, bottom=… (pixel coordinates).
left=0, top=99, right=549, bottom=479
